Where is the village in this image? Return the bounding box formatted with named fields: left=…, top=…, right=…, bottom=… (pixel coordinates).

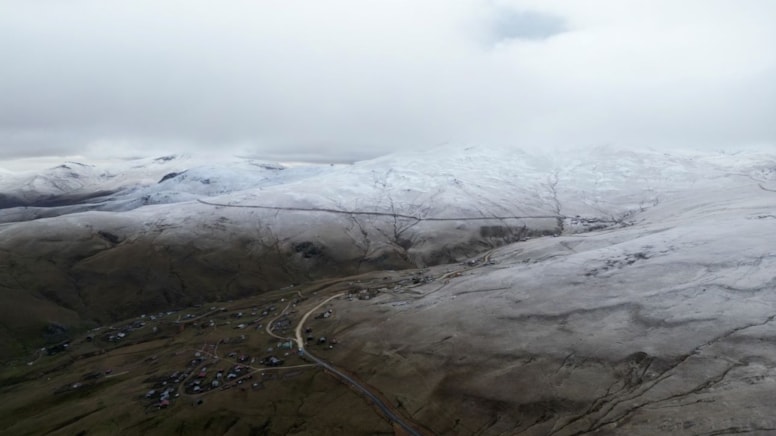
left=8, top=267, right=444, bottom=422
left=77, top=295, right=341, bottom=412
left=0, top=246, right=501, bottom=435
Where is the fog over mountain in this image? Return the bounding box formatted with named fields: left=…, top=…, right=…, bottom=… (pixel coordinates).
left=2, top=1, right=776, bottom=434
left=1, top=0, right=775, bottom=164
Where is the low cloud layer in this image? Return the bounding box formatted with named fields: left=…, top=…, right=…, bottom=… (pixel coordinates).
left=1, top=0, right=774, bottom=162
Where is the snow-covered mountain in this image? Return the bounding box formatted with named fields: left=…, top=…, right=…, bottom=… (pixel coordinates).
left=0, top=145, right=774, bottom=359
left=0, top=154, right=329, bottom=219
left=4, top=145, right=773, bottom=220
left=2, top=144, right=776, bottom=434
left=342, top=178, right=776, bottom=435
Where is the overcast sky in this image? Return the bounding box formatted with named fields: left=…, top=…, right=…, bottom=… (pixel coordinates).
left=1, top=0, right=774, bottom=163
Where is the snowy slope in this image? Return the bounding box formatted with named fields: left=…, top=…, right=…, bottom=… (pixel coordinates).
left=1, top=145, right=775, bottom=435
left=0, top=145, right=774, bottom=360
left=340, top=174, right=776, bottom=435
left=1, top=145, right=774, bottom=264
left=0, top=154, right=322, bottom=203
left=199, top=144, right=776, bottom=222
left=2, top=145, right=773, bottom=222
left=0, top=154, right=331, bottom=221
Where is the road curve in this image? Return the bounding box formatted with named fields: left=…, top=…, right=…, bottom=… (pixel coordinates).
left=294, top=293, right=344, bottom=349
left=266, top=301, right=294, bottom=341
left=294, top=293, right=427, bottom=436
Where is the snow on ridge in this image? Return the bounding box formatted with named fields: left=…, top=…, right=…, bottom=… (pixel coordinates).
left=0, top=154, right=318, bottom=203
left=203, top=145, right=774, bottom=221
left=1, top=145, right=773, bottom=223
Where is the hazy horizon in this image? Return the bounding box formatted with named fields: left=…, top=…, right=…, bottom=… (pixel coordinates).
left=1, top=0, right=774, bottom=164
left=2, top=142, right=774, bottom=174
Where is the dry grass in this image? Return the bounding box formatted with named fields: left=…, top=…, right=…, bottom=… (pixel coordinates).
left=0, top=275, right=411, bottom=435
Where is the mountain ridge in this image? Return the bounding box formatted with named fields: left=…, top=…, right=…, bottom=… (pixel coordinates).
left=0, top=145, right=773, bottom=359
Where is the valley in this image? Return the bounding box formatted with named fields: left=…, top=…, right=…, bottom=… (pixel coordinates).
left=1, top=145, right=775, bottom=434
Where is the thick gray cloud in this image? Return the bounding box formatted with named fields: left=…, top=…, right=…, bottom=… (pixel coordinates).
left=0, top=0, right=774, bottom=162
left=490, top=9, right=566, bottom=42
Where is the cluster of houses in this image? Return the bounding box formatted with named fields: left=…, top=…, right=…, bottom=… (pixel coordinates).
left=185, top=362, right=261, bottom=395
left=303, top=327, right=338, bottom=350
left=189, top=304, right=288, bottom=334
left=34, top=293, right=338, bottom=416
left=95, top=314, right=169, bottom=343
left=271, top=316, right=293, bottom=335
left=347, top=289, right=381, bottom=301
left=314, top=308, right=334, bottom=319
left=46, top=341, right=70, bottom=356
left=137, top=347, right=297, bottom=412
left=568, top=215, right=619, bottom=232
left=463, top=256, right=497, bottom=267
left=175, top=349, right=290, bottom=398
left=144, top=386, right=176, bottom=409
left=141, top=369, right=189, bottom=410
left=59, top=296, right=350, bottom=413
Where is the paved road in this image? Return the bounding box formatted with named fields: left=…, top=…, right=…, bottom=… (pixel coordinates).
left=292, top=293, right=425, bottom=436
left=302, top=350, right=423, bottom=436
left=198, top=198, right=564, bottom=222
